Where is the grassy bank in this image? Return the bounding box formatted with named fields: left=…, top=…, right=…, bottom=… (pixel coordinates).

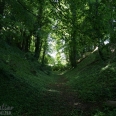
left=64, top=50, right=116, bottom=115
left=0, top=42, right=57, bottom=115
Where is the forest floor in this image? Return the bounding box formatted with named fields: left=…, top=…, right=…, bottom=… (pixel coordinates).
left=41, top=75, right=101, bottom=116
left=0, top=44, right=116, bottom=116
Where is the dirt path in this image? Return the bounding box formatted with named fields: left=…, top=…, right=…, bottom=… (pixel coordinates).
left=41, top=75, right=102, bottom=116
left=42, top=75, right=97, bottom=116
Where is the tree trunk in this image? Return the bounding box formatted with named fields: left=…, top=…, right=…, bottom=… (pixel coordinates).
left=21, top=31, right=31, bottom=52
left=25, top=35, right=31, bottom=52
left=41, top=44, right=46, bottom=66
left=69, top=15, right=77, bottom=67
left=34, top=0, right=44, bottom=60
left=0, top=1, right=5, bottom=31
left=68, top=2, right=78, bottom=68
left=105, top=101, right=116, bottom=107
left=70, top=37, right=77, bottom=68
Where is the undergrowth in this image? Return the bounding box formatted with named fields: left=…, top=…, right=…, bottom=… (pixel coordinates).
left=0, top=42, right=116, bottom=116
left=64, top=51, right=116, bottom=115
left=0, top=43, right=56, bottom=115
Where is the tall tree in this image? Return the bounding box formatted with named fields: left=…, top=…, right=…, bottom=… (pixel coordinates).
left=0, top=0, right=5, bottom=32
left=34, top=0, right=44, bottom=59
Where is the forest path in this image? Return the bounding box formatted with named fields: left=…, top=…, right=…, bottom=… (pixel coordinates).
left=41, top=75, right=97, bottom=116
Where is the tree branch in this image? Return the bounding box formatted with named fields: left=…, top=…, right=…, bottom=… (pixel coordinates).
left=17, top=0, right=38, bottom=18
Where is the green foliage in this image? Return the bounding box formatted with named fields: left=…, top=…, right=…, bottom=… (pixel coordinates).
left=93, top=109, right=116, bottom=116
left=1, top=0, right=116, bottom=66
left=0, top=42, right=54, bottom=90
left=0, top=42, right=57, bottom=115
left=52, top=64, right=67, bottom=72
left=1, top=0, right=116, bottom=115
left=65, top=51, right=116, bottom=102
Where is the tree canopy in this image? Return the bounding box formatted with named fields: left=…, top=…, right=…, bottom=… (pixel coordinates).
left=0, top=0, right=116, bottom=67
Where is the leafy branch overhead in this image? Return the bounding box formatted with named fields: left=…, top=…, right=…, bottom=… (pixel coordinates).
left=0, top=0, right=116, bottom=66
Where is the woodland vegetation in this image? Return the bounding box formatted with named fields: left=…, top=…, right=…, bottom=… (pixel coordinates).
left=0, top=0, right=116, bottom=116
left=1, top=0, right=116, bottom=67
